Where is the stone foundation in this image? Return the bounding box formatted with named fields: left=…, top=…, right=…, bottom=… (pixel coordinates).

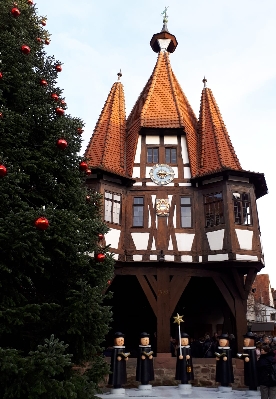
left=104, top=354, right=246, bottom=389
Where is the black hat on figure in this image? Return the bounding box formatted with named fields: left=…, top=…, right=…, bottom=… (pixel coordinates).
left=243, top=332, right=257, bottom=341
left=114, top=331, right=125, bottom=338
left=218, top=333, right=229, bottom=340
left=181, top=332, right=190, bottom=338
left=140, top=332, right=150, bottom=337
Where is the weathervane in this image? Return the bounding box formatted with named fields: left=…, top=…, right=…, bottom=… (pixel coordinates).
left=202, top=76, right=207, bottom=88
left=117, top=69, right=122, bottom=81
left=161, top=6, right=169, bottom=32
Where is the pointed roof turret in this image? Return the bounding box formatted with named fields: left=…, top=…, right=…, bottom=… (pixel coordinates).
left=85, top=73, right=127, bottom=177
left=197, top=79, right=242, bottom=176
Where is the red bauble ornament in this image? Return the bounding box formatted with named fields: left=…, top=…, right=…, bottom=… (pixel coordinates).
left=96, top=253, right=105, bottom=262
left=55, top=65, right=62, bottom=72
left=107, top=280, right=111, bottom=285
left=41, top=20, right=46, bottom=26
left=45, top=39, right=50, bottom=45
left=79, top=161, right=88, bottom=171
left=77, top=128, right=83, bottom=135
left=86, top=195, right=91, bottom=202
left=0, top=112, right=3, bottom=119
left=86, top=169, right=92, bottom=175
left=57, top=139, right=68, bottom=149
left=51, top=93, right=59, bottom=101
left=36, top=38, right=42, bottom=43
left=21, top=45, right=30, bottom=54
left=0, top=165, right=7, bottom=177
left=27, top=0, right=33, bottom=4
left=40, top=79, right=47, bottom=86
left=55, top=108, right=64, bottom=116
left=11, top=7, right=20, bottom=17
left=34, top=217, right=49, bottom=230
left=60, top=100, right=66, bottom=106
left=98, top=233, right=104, bottom=240
left=0, top=72, right=2, bottom=79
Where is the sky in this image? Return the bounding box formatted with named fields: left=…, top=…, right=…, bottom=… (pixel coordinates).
left=37, top=0, right=275, bottom=286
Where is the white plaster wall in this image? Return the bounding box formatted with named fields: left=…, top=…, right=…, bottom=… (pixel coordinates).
left=146, top=182, right=158, bottom=186
left=132, top=166, right=140, bottom=178
left=131, top=233, right=150, bottom=250
left=134, top=136, right=142, bottom=163
left=151, top=195, right=156, bottom=208
left=199, top=256, right=202, bottom=262
left=148, top=206, right=151, bottom=228
left=165, top=255, right=174, bottom=261
left=168, top=195, right=173, bottom=206
left=146, top=136, right=160, bottom=144
left=184, top=167, right=191, bottom=179
left=173, top=205, right=176, bottom=227
left=208, top=254, right=229, bottom=261
left=179, top=183, right=191, bottom=186
left=236, top=254, right=258, bottom=261
left=206, top=229, right=225, bottom=250
left=164, top=135, right=178, bottom=144
left=235, top=229, right=253, bottom=250
left=133, top=182, right=142, bottom=186
left=151, top=237, right=156, bottom=250
left=168, top=236, right=173, bottom=250
left=181, top=136, right=189, bottom=164
left=105, top=228, right=121, bottom=249
left=133, top=255, right=143, bottom=261
left=150, top=255, right=158, bottom=260
left=146, top=166, right=152, bottom=178
left=175, top=233, right=195, bottom=251
left=113, top=254, right=119, bottom=260
left=172, top=166, right=178, bottom=178
left=181, top=255, right=193, bottom=262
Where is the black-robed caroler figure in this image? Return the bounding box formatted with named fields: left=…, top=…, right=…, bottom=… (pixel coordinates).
left=215, top=334, right=234, bottom=387
left=175, top=332, right=194, bottom=384
left=108, top=332, right=130, bottom=389
left=136, top=332, right=154, bottom=385
left=237, top=332, right=258, bottom=391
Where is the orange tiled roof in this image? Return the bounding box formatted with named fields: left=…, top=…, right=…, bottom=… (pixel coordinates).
left=196, top=87, right=242, bottom=176
left=126, top=51, right=198, bottom=176
left=85, top=81, right=127, bottom=176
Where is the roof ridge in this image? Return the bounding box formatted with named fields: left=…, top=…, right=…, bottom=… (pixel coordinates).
left=164, top=52, right=183, bottom=127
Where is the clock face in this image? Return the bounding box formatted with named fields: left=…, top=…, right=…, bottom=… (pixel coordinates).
left=149, top=164, right=175, bottom=185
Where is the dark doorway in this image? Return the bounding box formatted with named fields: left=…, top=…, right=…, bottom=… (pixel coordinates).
left=104, top=275, right=156, bottom=356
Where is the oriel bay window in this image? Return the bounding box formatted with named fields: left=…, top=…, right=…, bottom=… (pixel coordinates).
left=133, top=197, right=144, bottom=227
left=233, top=192, right=252, bottom=225
left=147, top=147, right=159, bottom=163
left=180, top=197, right=192, bottom=228
left=104, top=191, right=121, bottom=224
left=204, top=192, right=224, bottom=227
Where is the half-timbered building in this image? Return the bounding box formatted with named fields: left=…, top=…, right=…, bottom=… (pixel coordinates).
left=84, top=21, right=268, bottom=353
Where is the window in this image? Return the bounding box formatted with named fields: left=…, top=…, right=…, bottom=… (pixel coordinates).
left=271, top=313, right=276, bottom=321
left=133, top=197, right=144, bottom=227
left=104, top=191, right=121, bottom=224
left=165, top=148, right=177, bottom=164
left=147, top=148, right=158, bottom=163
left=181, top=197, right=192, bottom=228
left=204, top=192, right=224, bottom=227
left=233, top=192, right=252, bottom=225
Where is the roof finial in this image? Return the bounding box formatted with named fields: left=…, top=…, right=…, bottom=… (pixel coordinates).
left=202, top=76, right=207, bottom=88
left=161, top=6, right=169, bottom=32
left=117, top=69, right=122, bottom=81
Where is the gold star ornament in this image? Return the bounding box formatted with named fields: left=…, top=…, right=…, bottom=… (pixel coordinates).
left=173, top=313, right=184, bottom=326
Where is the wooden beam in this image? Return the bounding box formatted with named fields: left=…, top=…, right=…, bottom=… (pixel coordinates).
left=146, top=275, right=157, bottom=296
left=156, top=268, right=171, bottom=353
left=169, top=276, right=191, bottom=316
left=212, top=275, right=235, bottom=317
left=244, top=268, right=257, bottom=295
left=232, top=268, right=246, bottom=300
left=136, top=275, right=157, bottom=317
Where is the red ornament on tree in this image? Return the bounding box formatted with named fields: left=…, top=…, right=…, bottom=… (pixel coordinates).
left=21, top=45, right=30, bottom=54
left=107, top=280, right=111, bottom=285
left=45, top=39, right=50, bottom=45
left=57, top=139, right=68, bottom=149
left=41, top=20, right=46, bottom=26
left=0, top=112, right=3, bottom=119
left=86, top=169, right=92, bottom=175
left=40, top=79, right=47, bottom=86
left=34, top=217, right=49, bottom=230
left=98, top=233, right=104, bottom=240
left=36, top=37, right=42, bottom=43
left=0, top=165, right=7, bottom=177
left=60, top=100, right=66, bottom=106
left=55, top=65, right=62, bottom=72
left=55, top=108, right=65, bottom=116
left=0, top=72, right=2, bottom=79
left=51, top=93, right=59, bottom=101
left=11, top=7, right=20, bottom=17
left=79, top=161, right=88, bottom=172
left=86, top=195, right=91, bottom=202
left=27, top=0, right=33, bottom=4
left=96, top=253, right=105, bottom=262
left=77, top=128, right=84, bottom=135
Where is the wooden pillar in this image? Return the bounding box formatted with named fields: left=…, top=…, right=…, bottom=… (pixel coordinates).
left=156, top=268, right=170, bottom=353
left=235, top=298, right=248, bottom=352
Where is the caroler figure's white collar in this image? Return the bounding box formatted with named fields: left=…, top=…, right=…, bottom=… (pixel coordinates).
left=243, top=347, right=256, bottom=350
left=218, top=346, right=230, bottom=349
left=139, top=345, right=151, bottom=347
left=113, top=346, right=125, bottom=349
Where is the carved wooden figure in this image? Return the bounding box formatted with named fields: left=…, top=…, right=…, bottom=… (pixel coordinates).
left=175, top=332, right=194, bottom=384
left=215, top=334, right=234, bottom=387
left=136, top=332, right=154, bottom=386
left=237, top=332, right=258, bottom=391
left=108, top=332, right=130, bottom=390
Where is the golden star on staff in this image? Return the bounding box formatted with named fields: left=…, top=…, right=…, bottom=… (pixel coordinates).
left=173, top=313, right=184, bottom=325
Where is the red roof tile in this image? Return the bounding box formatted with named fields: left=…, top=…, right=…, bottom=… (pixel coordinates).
left=85, top=82, right=128, bottom=176
left=197, top=87, right=242, bottom=176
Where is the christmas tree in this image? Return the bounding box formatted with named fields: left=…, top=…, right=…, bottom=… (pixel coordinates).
left=0, top=1, right=114, bottom=397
